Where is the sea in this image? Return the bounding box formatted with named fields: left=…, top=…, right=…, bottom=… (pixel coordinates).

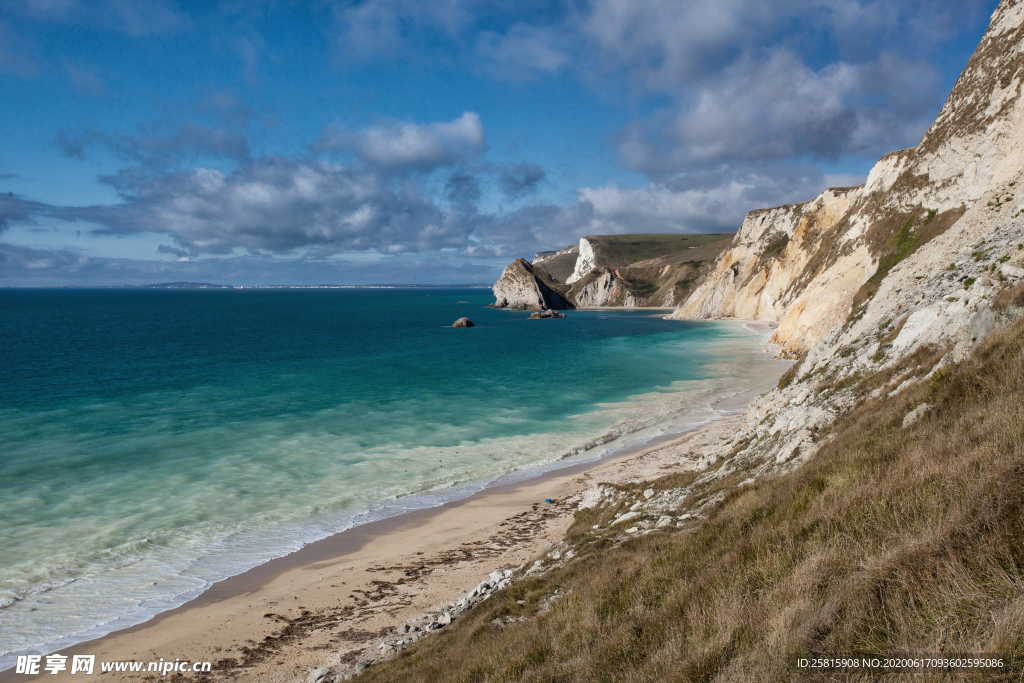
left=0, top=288, right=787, bottom=666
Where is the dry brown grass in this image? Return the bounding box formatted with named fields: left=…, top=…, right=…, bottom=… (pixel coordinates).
left=776, top=353, right=805, bottom=389
left=358, top=320, right=1024, bottom=683
left=994, top=283, right=1024, bottom=311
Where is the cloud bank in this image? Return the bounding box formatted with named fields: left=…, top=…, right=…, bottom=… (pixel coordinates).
left=0, top=0, right=996, bottom=284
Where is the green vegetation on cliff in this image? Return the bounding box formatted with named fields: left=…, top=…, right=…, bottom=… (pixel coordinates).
left=582, top=233, right=731, bottom=269
left=519, top=233, right=733, bottom=309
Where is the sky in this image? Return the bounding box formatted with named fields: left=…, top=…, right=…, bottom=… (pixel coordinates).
left=0, top=0, right=1002, bottom=286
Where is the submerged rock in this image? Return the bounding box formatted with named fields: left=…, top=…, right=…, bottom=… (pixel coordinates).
left=528, top=309, right=566, bottom=319
left=452, top=317, right=475, bottom=328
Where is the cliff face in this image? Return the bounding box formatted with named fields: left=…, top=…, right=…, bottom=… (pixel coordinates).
left=491, top=258, right=574, bottom=310
left=673, top=0, right=1024, bottom=359
left=315, top=7, right=1024, bottom=680
left=492, top=234, right=732, bottom=309
left=673, top=187, right=862, bottom=353
left=678, top=0, right=1024, bottom=473
left=531, top=246, right=579, bottom=283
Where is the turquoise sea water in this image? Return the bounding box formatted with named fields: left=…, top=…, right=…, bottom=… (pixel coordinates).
left=0, top=288, right=784, bottom=664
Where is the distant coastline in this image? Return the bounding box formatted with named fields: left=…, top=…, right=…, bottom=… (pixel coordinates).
left=0, top=283, right=494, bottom=290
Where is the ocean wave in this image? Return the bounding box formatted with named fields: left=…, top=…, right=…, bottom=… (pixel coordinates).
left=0, top=320, right=787, bottom=669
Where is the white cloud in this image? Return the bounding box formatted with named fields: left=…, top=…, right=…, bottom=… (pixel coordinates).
left=579, top=0, right=784, bottom=90
left=327, top=0, right=476, bottom=60
left=476, top=24, right=569, bottom=80
left=320, top=112, right=486, bottom=171
left=35, top=157, right=477, bottom=257
left=573, top=167, right=828, bottom=236
left=618, top=49, right=940, bottom=173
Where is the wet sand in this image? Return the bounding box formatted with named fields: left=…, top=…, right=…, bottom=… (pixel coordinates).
left=11, top=414, right=747, bottom=683
left=3, top=319, right=784, bottom=682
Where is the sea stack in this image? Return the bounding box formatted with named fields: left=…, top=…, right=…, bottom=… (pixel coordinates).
left=491, top=258, right=574, bottom=310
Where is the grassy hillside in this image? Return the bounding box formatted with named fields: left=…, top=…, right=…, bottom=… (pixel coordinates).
left=585, top=233, right=732, bottom=269
left=531, top=250, right=578, bottom=283
left=528, top=233, right=734, bottom=307
left=358, top=318, right=1024, bottom=682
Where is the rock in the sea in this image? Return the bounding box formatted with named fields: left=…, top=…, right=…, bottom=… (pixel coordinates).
left=528, top=309, right=566, bottom=319
left=452, top=317, right=475, bottom=328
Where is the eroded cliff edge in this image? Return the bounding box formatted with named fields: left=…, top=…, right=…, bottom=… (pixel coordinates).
left=495, top=0, right=1024, bottom=475
left=673, top=0, right=1024, bottom=360
left=674, top=0, right=1024, bottom=472
left=316, top=5, right=1024, bottom=679
left=491, top=258, right=574, bottom=310
left=492, top=234, right=732, bottom=309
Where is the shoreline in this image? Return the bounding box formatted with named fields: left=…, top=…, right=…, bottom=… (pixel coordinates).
left=572, top=306, right=675, bottom=311
left=3, top=319, right=787, bottom=681
left=16, top=412, right=751, bottom=683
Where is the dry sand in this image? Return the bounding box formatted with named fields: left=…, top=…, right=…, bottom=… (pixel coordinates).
left=25, top=414, right=742, bottom=683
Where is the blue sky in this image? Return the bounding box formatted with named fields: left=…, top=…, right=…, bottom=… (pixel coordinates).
left=0, top=0, right=1000, bottom=285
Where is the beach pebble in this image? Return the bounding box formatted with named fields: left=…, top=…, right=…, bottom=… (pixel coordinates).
left=643, top=488, right=655, bottom=499
left=656, top=516, right=673, bottom=528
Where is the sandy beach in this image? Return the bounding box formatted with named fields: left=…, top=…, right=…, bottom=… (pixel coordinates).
left=3, top=319, right=785, bottom=683
left=10, top=411, right=745, bottom=683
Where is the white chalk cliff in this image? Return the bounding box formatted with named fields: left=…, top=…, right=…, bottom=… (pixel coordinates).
left=676, top=0, right=1024, bottom=472
left=673, top=0, right=1024, bottom=360
left=492, top=258, right=574, bottom=310
left=565, top=238, right=597, bottom=284
left=493, top=235, right=732, bottom=309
